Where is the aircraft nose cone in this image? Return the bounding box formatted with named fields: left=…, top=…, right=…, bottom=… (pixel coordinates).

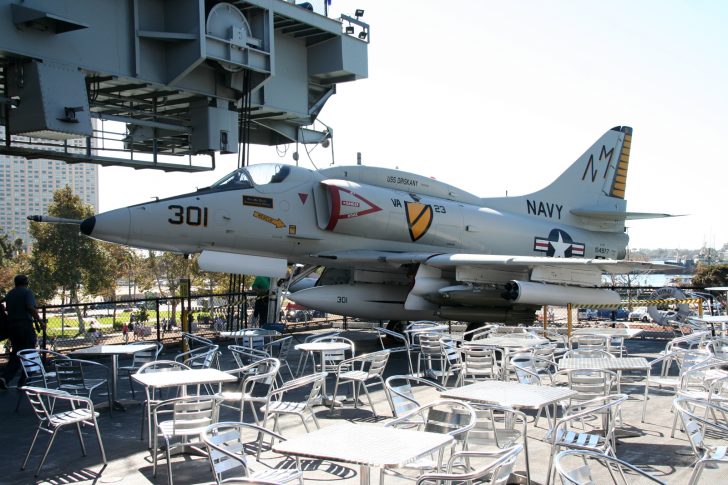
left=80, top=216, right=96, bottom=236
left=81, top=208, right=131, bottom=245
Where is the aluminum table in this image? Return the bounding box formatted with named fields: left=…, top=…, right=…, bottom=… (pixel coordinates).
left=295, top=341, right=352, bottom=405
left=272, top=422, right=453, bottom=484
left=72, top=343, right=157, bottom=410
left=442, top=380, right=576, bottom=485
left=572, top=328, right=644, bottom=338
left=132, top=368, right=236, bottom=448
left=558, top=357, right=650, bottom=371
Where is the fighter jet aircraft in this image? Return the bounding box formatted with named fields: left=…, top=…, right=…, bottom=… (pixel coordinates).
left=32, top=126, right=673, bottom=326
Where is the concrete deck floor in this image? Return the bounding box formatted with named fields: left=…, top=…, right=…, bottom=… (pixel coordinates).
left=0, top=328, right=721, bottom=484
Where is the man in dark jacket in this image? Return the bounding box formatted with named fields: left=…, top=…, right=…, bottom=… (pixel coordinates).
left=0, top=275, right=43, bottom=389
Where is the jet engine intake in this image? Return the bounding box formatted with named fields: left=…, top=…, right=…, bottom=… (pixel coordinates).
left=501, top=280, right=620, bottom=306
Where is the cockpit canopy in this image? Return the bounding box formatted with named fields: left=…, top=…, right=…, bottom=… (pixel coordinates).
left=211, top=164, right=293, bottom=189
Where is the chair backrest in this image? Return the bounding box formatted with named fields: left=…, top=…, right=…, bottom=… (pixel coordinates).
left=137, top=359, right=191, bottom=374
left=557, top=394, right=627, bottom=443
left=561, top=368, right=619, bottom=403
left=270, top=335, right=293, bottom=361
left=203, top=422, right=288, bottom=484
left=439, top=335, right=462, bottom=367
left=509, top=353, right=542, bottom=385
left=22, top=385, right=57, bottom=424
left=673, top=397, right=728, bottom=458
left=360, top=350, right=390, bottom=378
left=18, top=349, right=68, bottom=386
left=562, top=349, right=614, bottom=359
left=569, top=334, right=609, bottom=351
left=468, top=403, right=527, bottom=450
left=416, top=444, right=523, bottom=485
left=178, top=345, right=220, bottom=369
left=385, top=375, right=447, bottom=417
left=130, top=341, right=163, bottom=367
left=54, top=359, right=89, bottom=391
left=460, top=345, right=500, bottom=381
left=154, top=395, right=220, bottom=435
left=389, top=399, right=477, bottom=451
left=555, top=449, right=666, bottom=485
left=182, top=332, right=215, bottom=349
left=665, top=331, right=709, bottom=352
left=240, top=358, right=280, bottom=396
left=229, top=345, right=270, bottom=369
left=272, top=372, right=326, bottom=407
left=418, top=332, right=445, bottom=356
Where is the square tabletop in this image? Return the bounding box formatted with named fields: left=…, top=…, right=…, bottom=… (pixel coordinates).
left=131, top=368, right=236, bottom=388
left=572, top=328, right=644, bottom=338
left=467, top=337, right=549, bottom=348
left=71, top=343, right=157, bottom=356
left=558, top=357, right=650, bottom=371
left=272, top=422, right=453, bottom=467
left=441, top=380, right=577, bottom=409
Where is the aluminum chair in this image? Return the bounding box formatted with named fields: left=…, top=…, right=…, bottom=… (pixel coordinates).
left=467, top=403, right=531, bottom=484
left=673, top=397, right=728, bottom=485
left=54, top=358, right=112, bottom=412
left=438, top=335, right=464, bottom=386
left=416, top=444, right=523, bottom=485
left=218, top=358, right=280, bottom=423
left=554, top=449, right=666, bottom=484
left=642, top=349, right=713, bottom=422
left=460, top=344, right=501, bottom=383
left=118, top=341, right=163, bottom=398
left=21, top=386, right=107, bottom=476
left=416, top=332, right=448, bottom=379
left=135, top=360, right=191, bottom=446
left=175, top=344, right=221, bottom=370
left=268, top=336, right=294, bottom=381
left=152, top=394, right=222, bottom=485
left=229, top=345, right=271, bottom=373
left=545, top=394, right=628, bottom=485
left=203, top=422, right=303, bottom=485
left=260, top=372, right=326, bottom=433
left=562, top=349, right=614, bottom=359
left=381, top=399, right=477, bottom=482
left=330, top=349, right=390, bottom=415
left=384, top=374, right=447, bottom=418
left=16, top=349, right=69, bottom=411
left=376, top=327, right=414, bottom=375
left=569, top=334, right=610, bottom=351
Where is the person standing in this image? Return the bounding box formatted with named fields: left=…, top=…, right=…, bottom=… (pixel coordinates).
left=0, top=275, right=43, bottom=389
left=251, top=276, right=270, bottom=325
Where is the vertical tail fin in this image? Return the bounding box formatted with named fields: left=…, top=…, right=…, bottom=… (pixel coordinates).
left=483, top=126, right=632, bottom=233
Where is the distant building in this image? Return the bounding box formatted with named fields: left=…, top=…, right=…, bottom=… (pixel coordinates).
left=0, top=126, right=98, bottom=249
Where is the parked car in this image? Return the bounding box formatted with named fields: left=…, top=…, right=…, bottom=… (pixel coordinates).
left=577, top=308, right=598, bottom=321
left=628, top=308, right=652, bottom=322
left=595, top=308, right=629, bottom=321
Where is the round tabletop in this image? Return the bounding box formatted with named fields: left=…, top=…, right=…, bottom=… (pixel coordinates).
left=295, top=342, right=352, bottom=352
left=220, top=328, right=280, bottom=337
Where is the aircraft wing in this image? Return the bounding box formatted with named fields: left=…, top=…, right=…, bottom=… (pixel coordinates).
left=310, top=250, right=678, bottom=310
left=313, top=249, right=674, bottom=275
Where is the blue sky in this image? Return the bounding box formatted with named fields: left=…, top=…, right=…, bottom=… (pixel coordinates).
left=99, top=0, right=728, bottom=250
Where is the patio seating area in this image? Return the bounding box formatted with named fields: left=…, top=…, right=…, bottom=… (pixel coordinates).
left=1, top=323, right=726, bottom=484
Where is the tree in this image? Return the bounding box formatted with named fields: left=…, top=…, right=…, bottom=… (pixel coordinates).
left=28, top=186, right=111, bottom=334
left=692, top=263, right=728, bottom=288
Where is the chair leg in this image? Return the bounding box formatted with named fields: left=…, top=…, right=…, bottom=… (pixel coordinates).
left=165, top=439, right=173, bottom=485
left=330, top=377, right=341, bottom=411
left=76, top=422, right=88, bottom=456
left=35, top=429, right=59, bottom=476
left=21, top=427, right=42, bottom=471
left=128, top=373, right=136, bottom=400
left=362, top=383, right=376, bottom=416
left=93, top=418, right=107, bottom=464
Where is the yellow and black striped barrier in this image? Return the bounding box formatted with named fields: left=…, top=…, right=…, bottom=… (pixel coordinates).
left=561, top=298, right=703, bottom=337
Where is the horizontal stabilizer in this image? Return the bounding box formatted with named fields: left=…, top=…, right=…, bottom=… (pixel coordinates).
left=570, top=209, right=684, bottom=220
